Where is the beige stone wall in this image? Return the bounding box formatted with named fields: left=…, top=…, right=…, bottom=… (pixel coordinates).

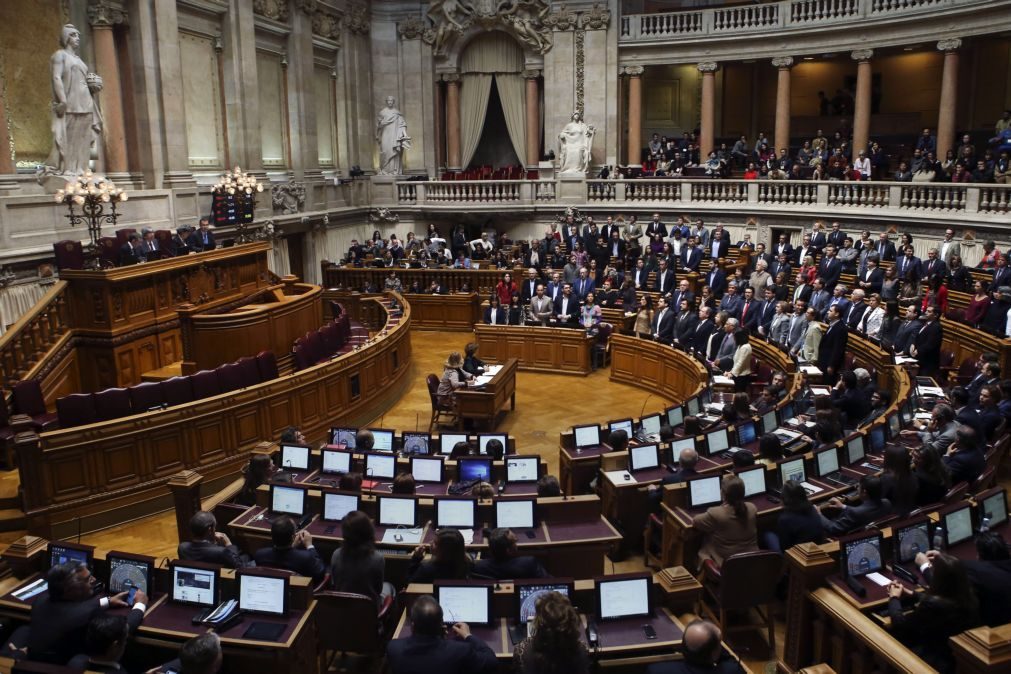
left=180, top=32, right=224, bottom=170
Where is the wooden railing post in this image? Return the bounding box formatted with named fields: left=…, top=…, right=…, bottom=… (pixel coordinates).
left=951, top=623, right=1011, bottom=674
left=14, top=426, right=44, bottom=511
left=168, top=470, right=205, bottom=546
left=784, top=543, right=838, bottom=671
left=0, top=535, right=48, bottom=579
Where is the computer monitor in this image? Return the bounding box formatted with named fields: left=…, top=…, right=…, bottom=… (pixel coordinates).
left=169, top=562, right=219, bottom=607
left=943, top=505, right=974, bottom=547
left=270, top=484, right=306, bottom=516
left=458, top=457, right=492, bottom=483
left=410, top=456, right=445, bottom=483
left=596, top=574, right=653, bottom=620
left=401, top=432, right=431, bottom=455
left=279, top=444, right=310, bottom=471
left=735, top=421, right=757, bottom=447
left=364, top=452, right=396, bottom=480
left=845, top=434, right=866, bottom=465
left=701, top=388, right=713, bottom=405
left=979, top=488, right=1009, bottom=527
left=760, top=410, right=777, bottom=435
left=321, top=449, right=352, bottom=475
left=367, top=429, right=396, bottom=452
left=706, top=427, right=730, bottom=455
left=686, top=475, right=723, bottom=509
left=887, top=414, right=901, bottom=440
left=814, top=447, right=840, bottom=478
left=671, top=437, right=696, bottom=457
left=377, top=496, right=417, bottom=527
left=515, top=580, right=575, bottom=624
left=639, top=414, right=661, bottom=437
left=608, top=419, right=633, bottom=441
left=901, top=397, right=916, bottom=427
left=840, top=531, right=883, bottom=578
left=628, top=444, right=659, bottom=472
left=495, top=499, right=536, bottom=529
left=439, top=433, right=470, bottom=455
left=48, top=542, right=94, bottom=570
left=329, top=427, right=357, bottom=449
left=735, top=466, right=767, bottom=498
left=436, top=498, right=477, bottom=529
left=478, top=434, right=508, bottom=456
left=573, top=424, right=601, bottom=449
left=779, top=402, right=795, bottom=422
left=778, top=457, right=806, bottom=486
left=237, top=570, right=288, bottom=616
left=893, top=518, right=931, bottom=565
left=106, top=552, right=153, bottom=595
left=869, top=425, right=886, bottom=453
left=435, top=583, right=492, bottom=625
left=321, top=492, right=360, bottom=522
left=505, top=456, right=540, bottom=483
left=686, top=397, right=701, bottom=416
left=665, top=405, right=684, bottom=428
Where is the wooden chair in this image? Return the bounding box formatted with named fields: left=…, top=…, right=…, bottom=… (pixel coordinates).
left=426, top=374, right=457, bottom=431
left=699, top=550, right=783, bottom=653
left=972, top=466, right=997, bottom=494
left=312, top=590, right=395, bottom=672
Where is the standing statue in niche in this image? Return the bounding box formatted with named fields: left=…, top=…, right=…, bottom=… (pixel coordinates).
left=558, top=111, right=595, bottom=176
left=376, top=96, right=412, bottom=175
left=41, top=24, right=103, bottom=179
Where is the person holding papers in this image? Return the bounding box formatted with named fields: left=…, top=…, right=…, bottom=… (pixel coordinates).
left=691, top=475, right=758, bottom=568
left=387, top=595, right=498, bottom=674
left=725, top=330, right=753, bottom=392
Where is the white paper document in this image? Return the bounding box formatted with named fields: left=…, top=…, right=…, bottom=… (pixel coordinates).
left=604, top=470, right=636, bottom=485
left=865, top=572, right=891, bottom=587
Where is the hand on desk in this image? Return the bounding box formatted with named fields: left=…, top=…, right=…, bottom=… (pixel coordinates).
left=887, top=581, right=912, bottom=600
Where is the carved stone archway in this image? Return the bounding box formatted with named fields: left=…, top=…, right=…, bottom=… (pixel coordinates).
left=423, top=0, right=552, bottom=71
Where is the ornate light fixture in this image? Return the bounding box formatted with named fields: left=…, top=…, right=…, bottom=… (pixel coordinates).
left=212, top=166, right=263, bottom=244
left=55, top=170, right=128, bottom=269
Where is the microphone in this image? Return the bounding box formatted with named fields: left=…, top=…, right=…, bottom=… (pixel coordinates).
left=640, top=393, right=654, bottom=421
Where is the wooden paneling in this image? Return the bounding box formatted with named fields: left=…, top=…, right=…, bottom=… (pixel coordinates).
left=475, top=325, right=595, bottom=375
left=399, top=292, right=481, bottom=330
left=610, top=333, right=708, bottom=400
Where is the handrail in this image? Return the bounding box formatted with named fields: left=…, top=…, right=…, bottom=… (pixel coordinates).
left=0, top=281, right=70, bottom=389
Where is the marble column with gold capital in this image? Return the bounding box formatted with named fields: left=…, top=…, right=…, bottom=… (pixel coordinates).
left=444, top=74, right=462, bottom=171
left=772, top=57, right=794, bottom=155
left=850, top=49, right=873, bottom=164
left=936, top=38, right=962, bottom=162
left=523, top=69, right=541, bottom=168
left=624, top=66, right=645, bottom=167
left=697, top=62, right=719, bottom=157
left=88, top=1, right=129, bottom=176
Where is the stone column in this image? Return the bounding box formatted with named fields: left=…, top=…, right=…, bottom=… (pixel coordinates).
left=697, top=62, right=719, bottom=157
left=152, top=0, right=195, bottom=186
left=287, top=6, right=320, bottom=183
left=222, top=0, right=263, bottom=176
left=0, top=79, right=14, bottom=178
left=850, top=49, right=874, bottom=164
left=624, top=66, right=644, bottom=167
left=523, top=69, right=541, bottom=169
left=89, top=2, right=129, bottom=177
left=936, top=38, right=962, bottom=162
left=445, top=74, right=461, bottom=171
left=772, top=57, right=794, bottom=155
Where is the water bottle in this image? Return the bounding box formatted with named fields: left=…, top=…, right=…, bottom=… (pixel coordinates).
left=932, top=526, right=945, bottom=551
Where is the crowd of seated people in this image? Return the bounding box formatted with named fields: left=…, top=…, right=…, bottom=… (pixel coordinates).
left=118, top=216, right=218, bottom=266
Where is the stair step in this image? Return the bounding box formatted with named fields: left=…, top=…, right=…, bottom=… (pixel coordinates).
left=0, top=508, right=27, bottom=532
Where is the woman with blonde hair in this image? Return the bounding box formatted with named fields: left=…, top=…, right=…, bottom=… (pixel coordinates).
left=436, top=351, right=473, bottom=407
left=513, top=592, right=590, bottom=674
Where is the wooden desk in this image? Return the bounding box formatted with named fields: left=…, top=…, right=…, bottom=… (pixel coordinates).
left=474, top=325, right=595, bottom=376
left=609, top=334, right=709, bottom=401
left=456, top=357, right=518, bottom=429
left=403, top=292, right=481, bottom=330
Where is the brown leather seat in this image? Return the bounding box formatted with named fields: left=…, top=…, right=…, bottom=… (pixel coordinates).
left=312, top=590, right=394, bottom=671
left=426, top=373, right=457, bottom=431
left=700, top=550, right=783, bottom=653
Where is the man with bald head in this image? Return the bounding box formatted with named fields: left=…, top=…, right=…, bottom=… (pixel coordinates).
left=648, top=446, right=700, bottom=507
left=646, top=619, right=745, bottom=673
left=387, top=595, right=498, bottom=674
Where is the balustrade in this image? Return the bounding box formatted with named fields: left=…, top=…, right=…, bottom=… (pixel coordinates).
left=0, top=283, right=70, bottom=388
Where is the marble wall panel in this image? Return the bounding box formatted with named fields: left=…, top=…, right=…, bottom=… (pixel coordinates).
left=180, top=32, right=224, bottom=170
left=256, top=50, right=287, bottom=169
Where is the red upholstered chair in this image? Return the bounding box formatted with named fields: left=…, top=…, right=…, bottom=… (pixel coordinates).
left=92, top=387, right=132, bottom=421
left=12, top=380, right=58, bottom=430
left=115, top=228, right=136, bottom=247
left=190, top=370, right=222, bottom=399
left=161, top=376, right=194, bottom=406
left=52, top=240, right=85, bottom=271
left=55, top=393, right=98, bottom=428
left=320, top=322, right=341, bottom=356
left=255, top=351, right=279, bottom=381
left=700, top=550, right=783, bottom=653
left=128, top=381, right=165, bottom=413
left=97, top=237, right=119, bottom=268
left=293, top=343, right=312, bottom=371
left=154, top=229, right=174, bottom=252
left=305, top=332, right=325, bottom=365
left=216, top=362, right=244, bottom=393
left=236, top=357, right=261, bottom=388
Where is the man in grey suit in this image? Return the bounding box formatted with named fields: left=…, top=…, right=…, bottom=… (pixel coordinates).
left=528, top=284, right=554, bottom=325
left=786, top=302, right=809, bottom=356
left=901, top=402, right=957, bottom=453
left=710, top=318, right=739, bottom=371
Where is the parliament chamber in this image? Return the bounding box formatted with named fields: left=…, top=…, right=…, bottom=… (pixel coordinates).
left=1, top=1, right=1011, bottom=673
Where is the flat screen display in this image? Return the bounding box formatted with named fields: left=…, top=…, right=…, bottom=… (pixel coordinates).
left=322, top=449, right=352, bottom=474
left=842, top=533, right=883, bottom=577
left=107, top=554, right=152, bottom=595
left=761, top=410, right=777, bottom=435
left=495, top=499, right=535, bottom=529
left=779, top=458, right=806, bottom=485
left=846, top=435, right=866, bottom=464
left=944, top=507, right=973, bottom=547
left=280, top=444, right=310, bottom=471
left=736, top=467, right=767, bottom=498
left=815, top=448, right=840, bottom=477
left=736, top=422, right=757, bottom=446
left=687, top=476, right=722, bottom=509
left=270, top=485, right=305, bottom=516
left=573, top=425, right=601, bottom=449
left=401, top=432, right=431, bottom=455
left=706, top=427, right=730, bottom=455
left=48, top=543, right=93, bottom=570
left=687, top=397, right=700, bottom=416
left=597, top=576, right=651, bottom=620
left=436, top=585, right=491, bottom=625
left=365, top=453, right=396, bottom=480
left=410, top=457, right=444, bottom=483
left=629, top=444, right=659, bottom=472
left=322, top=493, right=360, bottom=522
left=666, top=406, right=684, bottom=428
left=377, top=496, right=416, bottom=527
left=894, top=520, right=931, bottom=564
left=608, top=419, right=633, bottom=441
left=329, top=427, right=357, bottom=449
left=869, top=426, right=886, bottom=452
left=478, top=434, right=508, bottom=455
left=640, top=414, right=661, bottom=437
left=436, top=499, right=476, bottom=528
left=368, top=429, right=395, bottom=452
left=517, top=582, right=573, bottom=623
left=981, top=489, right=1009, bottom=527
left=171, top=564, right=217, bottom=607
left=506, top=456, right=539, bottom=483
left=440, top=433, right=470, bottom=454
left=458, top=458, right=492, bottom=483
left=238, top=573, right=286, bottom=616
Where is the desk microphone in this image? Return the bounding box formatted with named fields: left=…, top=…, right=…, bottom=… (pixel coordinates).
left=640, top=394, right=654, bottom=420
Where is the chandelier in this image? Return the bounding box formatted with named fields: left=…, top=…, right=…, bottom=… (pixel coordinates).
left=213, top=166, right=263, bottom=244
left=55, top=171, right=128, bottom=269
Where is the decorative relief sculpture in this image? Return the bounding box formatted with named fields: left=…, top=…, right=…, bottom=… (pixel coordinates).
left=253, top=0, right=290, bottom=23
left=271, top=181, right=306, bottom=214
left=370, top=208, right=400, bottom=225
left=581, top=3, right=611, bottom=30
left=347, top=4, right=370, bottom=35
left=557, top=111, right=595, bottom=176
left=39, top=24, right=103, bottom=180
left=543, top=4, right=578, bottom=31
left=423, top=0, right=552, bottom=56
left=376, top=96, right=411, bottom=176
left=397, top=16, right=426, bottom=40
left=312, top=10, right=341, bottom=41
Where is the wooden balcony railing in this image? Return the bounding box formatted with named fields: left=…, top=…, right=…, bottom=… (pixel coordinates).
left=0, top=282, right=70, bottom=389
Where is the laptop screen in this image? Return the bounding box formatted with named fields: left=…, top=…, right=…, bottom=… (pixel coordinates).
left=329, top=427, right=357, bottom=449
left=458, top=458, right=492, bottom=483
left=107, top=553, right=152, bottom=594
left=270, top=485, right=305, bottom=516
left=779, top=458, right=806, bottom=485
left=887, top=414, right=901, bottom=439
left=894, top=520, right=931, bottom=564
left=815, top=447, right=840, bottom=477
left=640, top=414, right=662, bottom=437
left=238, top=572, right=287, bottom=616
left=736, top=467, right=767, bottom=498
left=573, top=425, right=601, bottom=449
left=516, top=581, right=573, bottom=623
left=686, top=397, right=700, bottom=416
left=869, top=426, right=886, bottom=452
left=944, top=506, right=973, bottom=547
left=170, top=564, right=218, bottom=607
left=671, top=437, right=696, bottom=456
left=842, top=532, right=883, bottom=577
left=495, top=499, right=535, bottom=529
left=48, top=542, right=93, bottom=570
left=436, top=584, right=491, bottom=625
left=478, top=434, right=508, bottom=455
left=846, top=435, right=866, bottom=464
left=280, top=444, right=310, bottom=471
left=666, top=406, right=684, bottom=428
left=761, top=410, right=777, bottom=435
left=736, top=422, right=757, bottom=446
left=322, top=492, right=360, bottom=522
left=436, top=499, right=476, bottom=528
left=506, top=456, right=539, bottom=483
left=365, top=453, right=396, bottom=480
left=368, top=429, right=395, bottom=452
left=981, top=489, right=1009, bottom=527
left=440, top=433, right=469, bottom=454
left=779, top=402, right=795, bottom=422
left=608, top=419, right=633, bottom=441
left=629, top=444, right=659, bottom=472
left=322, top=449, right=352, bottom=474
left=377, top=496, right=416, bottom=527
left=597, top=576, right=651, bottom=620
left=401, top=432, right=431, bottom=455
left=687, top=475, right=723, bottom=509
left=410, top=457, right=444, bottom=483
left=706, top=427, right=730, bottom=455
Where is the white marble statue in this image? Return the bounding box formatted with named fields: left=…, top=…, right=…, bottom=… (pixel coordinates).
left=43, top=24, right=103, bottom=177
left=376, top=96, right=411, bottom=175
left=558, top=111, right=595, bottom=176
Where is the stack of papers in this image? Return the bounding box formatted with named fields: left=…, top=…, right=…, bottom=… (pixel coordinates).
left=474, top=376, right=492, bottom=386
left=895, top=355, right=918, bottom=365
left=712, top=375, right=734, bottom=386
left=381, top=528, right=424, bottom=545
left=917, top=385, right=946, bottom=397
left=800, top=365, right=823, bottom=375
left=486, top=365, right=502, bottom=375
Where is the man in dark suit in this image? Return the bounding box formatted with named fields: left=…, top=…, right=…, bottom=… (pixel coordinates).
left=896, top=246, right=922, bottom=284
left=653, top=259, right=676, bottom=295
left=140, top=227, right=165, bottom=259
left=792, top=234, right=813, bottom=266
left=857, top=257, right=884, bottom=295
left=670, top=280, right=695, bottom=315
left=770, top=253, right=792, bottom=282
left=705, top=265, right=726, bottom=297
left=681, top=238, right=703, bottom=273
left=645, top=213, right=667, bottom=239
left=600, top=216, right=619, bottom=242
left=752, top=243, right=774, bottom=272
left=673, top=299, right=699, bottom=347
left=605, top=230, right=626, bottom=261
left=192, top=217, right=217, bottom=252
left=573, top=268, right=596, bottom=301
left=807, top=278, right=830, bottom=317
left=875, top=233, right=897, bottom=262
left=756, top=286, right=778, bottom=338
left=647, top=447, right=700, bottom=507
left=718, top=282, right=743, bottom=319
left=817, top=245, right=842, bottom=290
left=596, top=279, right=619, bottom=307
left=651, top=296, right=676, bottom=343
left=709, top=229, right=729, bottom=261
left=119, top=233, right=145, bottom=265
left=645, top=619, right=746, bottom=674
left=690, top=307, right=716, bottom=357
left=844, top=289, right=869, bottom=331
left=472, top=529, right=548, bottom=580
left=172, top=227, right=196, bottom=256
left=773, top=233, right=793, bottom=261
left=545, top=272, right=564, bottom=302
left=387, top=595, right=498, bottom=674
left=519, top=269, right=541, bottom=304
left=919, top=247, right=946, bottom=282
left=178, top=511, right=248, bottom=568
left=992, top=257, right=1011, bottom=291
left=942, top=426, right=985, bottom=485
left=910, top=306, right=943, bottom=377
left=831, top=371, right=871, bottom=428
left=254, top=516, right=327, bottom=585
left=738, top=287, right=760, bottom=333
left=818, top=305, right=848, bottom=383
left=553, top=283, right=579, bottom=325
left=28, top=562, right=147, bottom=664
left=827, top=221, right=847, bottom=248
left=818, top=475, right=891, bottom=536
left=810, top=223, right=828, bottom=251
left=632, top=258, right=651, bottom=290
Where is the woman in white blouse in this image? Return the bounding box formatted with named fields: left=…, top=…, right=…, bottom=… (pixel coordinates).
left=853, top=150, right=872, bottom=180
left=725, top=329, right=753, bottom=392
left=860, top=293, right=886, bottom=341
